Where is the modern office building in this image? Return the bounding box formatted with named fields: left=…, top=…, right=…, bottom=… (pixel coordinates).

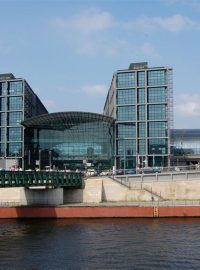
left=104, top=62, right=173, bottom=169
left=0, top=73, right=48, bottom=169
left=22, top=112, right=114, bottom=170
left=171, top=129, right=200, bottom=166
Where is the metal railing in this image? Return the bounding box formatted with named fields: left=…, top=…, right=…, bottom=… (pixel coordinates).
left=114, top=170, right=200, bottom=183
left=0, top=171, right=83, bottom=188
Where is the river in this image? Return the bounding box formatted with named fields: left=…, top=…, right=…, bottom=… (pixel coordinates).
left=0, top=218, right=200, bottom=269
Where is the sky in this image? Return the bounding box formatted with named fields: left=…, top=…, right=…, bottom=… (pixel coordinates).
left=0, top=0, right=200, bottom=128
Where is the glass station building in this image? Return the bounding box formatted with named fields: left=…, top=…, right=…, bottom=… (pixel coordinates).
left=171, top=129, right=200, bottom=166
left=0, top=73, right=48, bottom=169
left=104, top=62, right=173, bottom=169
left=22, top=112, right=114, bottom=170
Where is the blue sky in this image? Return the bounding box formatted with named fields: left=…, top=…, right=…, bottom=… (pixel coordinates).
left=0, top=0, right=200, bottom=128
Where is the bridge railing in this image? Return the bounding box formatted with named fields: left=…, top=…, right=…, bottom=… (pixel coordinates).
left=0, top=171, right=83, bottom=188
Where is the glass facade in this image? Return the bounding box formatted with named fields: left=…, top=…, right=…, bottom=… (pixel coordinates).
left=22, top=112, right=114, bottom=170
left=171, top=129, right=200, bottom=166
left=104, top=62, right=172, bottom=169
left=0, top=74, right=48, bottom=168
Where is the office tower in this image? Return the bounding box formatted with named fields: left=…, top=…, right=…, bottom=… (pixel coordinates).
left=104, top=62, right=173, bottom=169
left=0, top=73, right=48, bottom=169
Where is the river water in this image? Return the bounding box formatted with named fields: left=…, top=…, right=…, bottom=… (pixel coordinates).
left=0, top=218, right=200, bottom=270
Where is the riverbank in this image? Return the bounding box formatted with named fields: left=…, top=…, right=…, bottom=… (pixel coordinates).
left=1, top=202, right=200, bottom=218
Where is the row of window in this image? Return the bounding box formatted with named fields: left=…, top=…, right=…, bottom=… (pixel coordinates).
left=0, top=81, right=23, bottom=96
left=117, top=105, right=167, bottom=121
left=0, top=112, right=22, bottom=126
left=117, top=138, right=168, bottom=155
left=116, top=87, right=167, bottom=105
left=0, top=128, right=22, bottom=141
left=117, top=122, right=168, bottom=138
left=0, top=96, right=23, bottom=111
left=117, top=70, right=166, bottom=88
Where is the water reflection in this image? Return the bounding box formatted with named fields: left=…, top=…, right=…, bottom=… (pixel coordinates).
left=0, top=218, right=200, bottom=269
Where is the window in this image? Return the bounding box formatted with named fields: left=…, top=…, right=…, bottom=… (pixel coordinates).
left=148, top=122, right=168, bottom=137
left=147, top=70, right=166, bottom=86
left=8, top=112, right=23, bottom=126
left=138, top=122, right=146, bottom=138
left=117, top=139, right=136, bottom=155
left=8, top=97, right=23, bottom=110
left=8, top=81, right=23, bottom=95
left=117, top=89, right=135, bottom=105
left=138, top=105, right=146, bottom=120
left=7, top=142, right=22, bottom=157
left=0, top=82, right=7, bottom=95
left=0, top=143, right=4, bottom=157
left=0, top=98, right=6, bottom=111
left=117, top=72, right=136, bottom=88
left=148, top=87, right=167, bottom=103
left=8, top=127, right=22, bottom=141
left=0, top=113, right=6, bottom=126
left=138, top=139, right=146, bottom=155
left=117, top=123, right=136, bottom=138
left=137, top=88, right=145, bottom=103
left=148, top=138, right=168, bottom=154
left=117, top=106, right=136, bottom=121
left=0, top=128, right=5, bottom=141
left=137, top=71, right=145, bottom=87
left=148, top=104, right=167, bottom=120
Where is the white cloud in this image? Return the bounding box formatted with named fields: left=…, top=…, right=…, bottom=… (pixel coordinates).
left=176, top=94, right=200, bottom=116
left=125, top=14, right=199, bottom=32
left=82, top=84, right=107, bottom=96
left=153, top=14, right=197, bottom=32
left=55, top=8, right=114, bottom=34
left=53, top=9, right=200, bottom=56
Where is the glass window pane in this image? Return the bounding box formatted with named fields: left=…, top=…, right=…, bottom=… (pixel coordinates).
left=8, top=81, right=23, bottom=95
left=137, top=71, right=145, bottom=87
left=117, top=72, right=136, bottom=88
left=0, top=113, right=6, bottom=126
left=0, top=98, right=6, bottom=111
left=117, top=89, right=135, bottom=105
left=8, top=127, right=22, bottom=141
left=8, top=97, right=23, bottom=110
left=117, top=139, right=136, bottom=155
left=117, top=123, right=136, bottom=138
left=138, top=105, right=146, bottom=120
left=137, top=88, right=145, bottom=103
left=148, top=70, right=166, bottom=86
left=148, top=87, right=167, bottom=103
left=148, top=104, right=167, bottom=120
left=117, top=106, right=136, bottom=121
left=148, top=121, right=168, bottom=137
left=0, top=82, right=7, bottom=95
left=8, top=112, right=23, bottom=126
left=7, top=142, right=22, bottom=157
left=138, top=122, right=146, bottom=138
left=148, top=138, right=168, bottom=154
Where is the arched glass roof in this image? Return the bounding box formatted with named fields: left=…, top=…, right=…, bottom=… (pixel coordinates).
left=22, top=111, right=115, bottom=130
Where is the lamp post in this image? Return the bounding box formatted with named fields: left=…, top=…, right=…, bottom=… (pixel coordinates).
left=49, top=150, right=52, bottom=170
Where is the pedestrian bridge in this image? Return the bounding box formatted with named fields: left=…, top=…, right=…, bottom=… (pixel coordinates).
left=0, top=171, right=83, bottom=188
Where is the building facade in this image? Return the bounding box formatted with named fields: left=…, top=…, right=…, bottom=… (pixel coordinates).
left=22, top=112, right=114, bottom=171
left=104, top=62, right=173, bottom=169
left=0, top=73, right=48, bottom=169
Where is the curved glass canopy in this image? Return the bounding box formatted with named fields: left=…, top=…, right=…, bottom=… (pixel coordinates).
left=22, top=112, right=114, bottom=171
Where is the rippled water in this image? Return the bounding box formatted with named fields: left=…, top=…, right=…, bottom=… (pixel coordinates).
left=0, top=218, right=200, bottom=269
